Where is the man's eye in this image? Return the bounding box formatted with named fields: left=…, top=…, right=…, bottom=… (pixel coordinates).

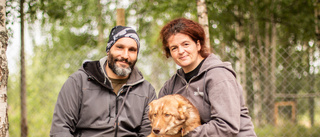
left=153, top=114, right=157, bottom=117
left=129, top=48, right=137, bottom=52
left=165, top=114, right=170, bottom=117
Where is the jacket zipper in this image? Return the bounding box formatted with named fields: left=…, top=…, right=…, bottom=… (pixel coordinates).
left=114, top=86, right=130, bottom=137
left=87, top=72, right=144, bottom=137
left=177, top=73, right=198, bottom=97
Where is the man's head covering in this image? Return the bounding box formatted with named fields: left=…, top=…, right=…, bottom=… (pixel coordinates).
left=106, top=26, right=140, bottom=53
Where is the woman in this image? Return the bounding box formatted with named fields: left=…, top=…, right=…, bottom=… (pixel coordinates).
left=158, top=18, right=257, bottom=137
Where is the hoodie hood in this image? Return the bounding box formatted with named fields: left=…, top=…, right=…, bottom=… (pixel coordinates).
left=79, top=56, right=144, bottom=89
left=200, top=54, right=236, bottom=77
left=176, top=53, right=236, bottom=78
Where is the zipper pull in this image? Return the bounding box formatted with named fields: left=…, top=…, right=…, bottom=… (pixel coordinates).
left=87, top=76, right=93, bottom=81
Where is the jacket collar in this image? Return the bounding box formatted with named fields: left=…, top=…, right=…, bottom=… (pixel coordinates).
left=176, top=53, right=236, bottom=78
left=81, top=56, right=144, bottom=88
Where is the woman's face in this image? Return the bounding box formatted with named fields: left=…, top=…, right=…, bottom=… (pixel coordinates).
left=167, top=33, right=204, bottom=73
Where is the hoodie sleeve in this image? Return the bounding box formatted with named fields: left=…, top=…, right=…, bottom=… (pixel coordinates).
left=184, top=69, right=244, bottom=137
left=50, top=75, right=82, bottom=137
left=138, top=84, right=157, bottom=137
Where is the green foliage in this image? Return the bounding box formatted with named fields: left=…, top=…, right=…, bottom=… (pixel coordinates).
left=8, top=0, right=115, bottom=136
left=129, top=0, right=199, bottom=90
left=7, top=74, right=21, bottom=137
left=8, top=42, right=71, bottom=136
left=6, top=0, right=320, bottom=136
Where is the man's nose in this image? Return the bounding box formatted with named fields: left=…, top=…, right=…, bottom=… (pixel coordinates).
left=122, top=49, right=129, bottom=58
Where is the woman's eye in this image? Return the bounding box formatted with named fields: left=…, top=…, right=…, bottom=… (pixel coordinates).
left=171, top=47, right=177, bottom=51
left=165, top=114, right=170, bottom=117
left=153, top=114, right=157, bottom=117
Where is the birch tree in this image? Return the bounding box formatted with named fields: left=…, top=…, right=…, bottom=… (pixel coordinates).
left=0, top=0, right=9, bottom=136
left=196, top=0, right=211, bottom=49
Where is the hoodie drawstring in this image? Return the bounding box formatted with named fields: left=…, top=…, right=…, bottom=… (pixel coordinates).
left=114, top=86, right=132, bottom=125
left=171, top=76, right=177, bottom=94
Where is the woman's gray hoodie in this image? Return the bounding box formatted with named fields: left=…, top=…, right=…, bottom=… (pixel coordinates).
left=50, top=56, right=157, bottom=137
left=159, top=54, right=256, bottom=137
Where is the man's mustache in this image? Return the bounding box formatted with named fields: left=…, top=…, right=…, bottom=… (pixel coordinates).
left=115, top=58, right=132, bottom=66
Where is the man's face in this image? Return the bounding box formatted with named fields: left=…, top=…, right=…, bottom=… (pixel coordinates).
left=107, top=37, right=138, bottom=77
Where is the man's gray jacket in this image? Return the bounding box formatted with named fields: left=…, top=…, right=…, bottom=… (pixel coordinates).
left=50, top=56, right=157, bottom=137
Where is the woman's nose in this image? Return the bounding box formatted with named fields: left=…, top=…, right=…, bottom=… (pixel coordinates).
left=177, top=46, right=184, bottom=54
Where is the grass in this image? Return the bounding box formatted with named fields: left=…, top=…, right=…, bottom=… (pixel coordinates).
left=255, top=121, right=320, bottom=137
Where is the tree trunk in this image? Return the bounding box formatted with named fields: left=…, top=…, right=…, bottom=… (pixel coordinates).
left=233, top=5, right=247, bottom=103
left=252, top=8, right=265, bottom=126
left=310, top=0, right=320, bottom=127
left=0, top=0, right=9, bottom=136
left=307, top=42, right=315, bottom=126
left=263, top=20, right=275, bottom=124
left=20, top=0, right=28, bottom=136
left=247, top=4, right=257, bottom=120
left=315, top=0, right=320, bottom=46
left=196, top=0, right=211, bottom=49
left=255, top=14, right=267, bottom=126
left=269, top=12, right=277, bottom=125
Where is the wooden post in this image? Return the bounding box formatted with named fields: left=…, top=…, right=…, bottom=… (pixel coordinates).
left=274, top=101, right=296, bottom=126
left=116, top=8, right=125, bottom=26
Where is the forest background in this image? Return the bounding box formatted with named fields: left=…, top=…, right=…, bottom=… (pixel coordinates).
left=5, top=0, right=320, bottom=136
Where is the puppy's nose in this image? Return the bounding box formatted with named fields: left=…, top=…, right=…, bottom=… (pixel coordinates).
left=153, top=128, right=160, bottom=134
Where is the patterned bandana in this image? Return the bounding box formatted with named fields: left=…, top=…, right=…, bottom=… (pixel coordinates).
left=106, top=26, right=140, bottom=53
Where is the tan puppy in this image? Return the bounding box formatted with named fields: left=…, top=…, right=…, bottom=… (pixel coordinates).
left=147, top=94, right=201, bottom=137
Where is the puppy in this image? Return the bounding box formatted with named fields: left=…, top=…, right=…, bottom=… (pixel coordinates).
left=147, top=94, right=201, bottom=137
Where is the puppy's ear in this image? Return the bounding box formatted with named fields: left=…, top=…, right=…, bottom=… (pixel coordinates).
left=148, top=100, right=157, bottom=111
left=178, top=103, right=188, bottom=120
left=148, top=101, right=154, bottom=109
left=148, top=101, right=154, bottom=121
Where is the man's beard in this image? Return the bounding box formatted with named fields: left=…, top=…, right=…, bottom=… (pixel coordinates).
left=107, top=53, right=136, bottom=77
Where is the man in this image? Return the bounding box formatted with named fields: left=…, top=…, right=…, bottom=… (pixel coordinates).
left=50, top=26, right=157, bottom=137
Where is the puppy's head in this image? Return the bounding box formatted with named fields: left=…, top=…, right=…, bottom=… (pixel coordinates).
left=148, top=94, right=190, bottom=136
